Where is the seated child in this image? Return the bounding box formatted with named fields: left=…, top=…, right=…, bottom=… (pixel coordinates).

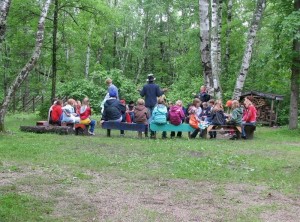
left=134, top=98, right=149, bottom=137
left=169, top=100, right=185, bottom=138
left=151, top=97, right=168, bottom=139
left=227, top=100, right=243, bottom=140
left=127, top=101, right=135, bottom=123
left=50, top=99, right=62, bottom=125
left=62, top=99, right=80, bottom=124
left=80, top=97, right=96, bottom=135
left=209, top=100, right=226, bottom=139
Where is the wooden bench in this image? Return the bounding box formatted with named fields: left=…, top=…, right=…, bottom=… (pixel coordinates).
left=101, top=122, right=148, bottom=138
left=74, top=124, right=90, bottom=135
left=206, top=125, right=242, bottom=139
left=150, top=123, right=195, bottom=138
left=36, top=121, right=49, bottom=126
left=243, top=125, right=256, bottom=139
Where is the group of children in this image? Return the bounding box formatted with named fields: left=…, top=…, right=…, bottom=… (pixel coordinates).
left=48, top=86, right=257, bottom=139
left=48, top=97, right=96, bottom=135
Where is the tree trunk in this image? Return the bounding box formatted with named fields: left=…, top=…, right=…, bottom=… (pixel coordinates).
left=199, top=0, right=213, bottom=91
left=289, top=0, right=300, bottom=129
left=0, top=0, right=52, bottom=132
left=232, top=0, right=266, bottom=100
left=224, top=0, right=232, bottom=73
left=51, top=0, right=58, bottom=101
left=85, top=23, right=93, bottom=79
left=0, top=0, right=11, bottom=45
left=211, top=0, right=222, bottom=99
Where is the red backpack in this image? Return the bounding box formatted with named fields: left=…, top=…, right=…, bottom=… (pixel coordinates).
left=169, top=106, right=183, bottom=126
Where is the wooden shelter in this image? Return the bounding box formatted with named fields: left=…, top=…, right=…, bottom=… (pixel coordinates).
left=240, top=91, right=284, bottom=126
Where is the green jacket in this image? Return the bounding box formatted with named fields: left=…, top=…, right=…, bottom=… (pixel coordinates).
left=231, top=107, right=243, bottom=125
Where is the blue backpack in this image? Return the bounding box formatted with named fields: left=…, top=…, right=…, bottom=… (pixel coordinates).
left=152, top=106, right=167, bottom=124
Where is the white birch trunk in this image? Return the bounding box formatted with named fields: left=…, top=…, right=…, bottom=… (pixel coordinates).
left=85, top=23, right=93, bottom=79
left=199, top=0, right=213, bottom=90
left=0, top=0, right=52, bottom=132
left=224, top=0, right=232, bottom=72
left=210, top=0, right=222, bottom=99
left=0, top=0, right=12, bottom=45
left=232, top=0, right=267, bottom=100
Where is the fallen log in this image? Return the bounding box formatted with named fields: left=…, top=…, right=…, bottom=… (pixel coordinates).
left=20, top=125, right=73, bottom=135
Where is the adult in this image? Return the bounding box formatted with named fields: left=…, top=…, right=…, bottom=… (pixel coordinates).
left=241, top=97, right=257, bottom=139
left=139, top=73, right=166, bottom=138
left=100, top=89, right=126, bottom=135
left=195, top=85, right=211, bottom=102
left=105, top=78, right=119, bottom=100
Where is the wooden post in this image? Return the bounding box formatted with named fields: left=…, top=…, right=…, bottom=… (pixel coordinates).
left=270, top=99, right=274, bottom=126
left=13, top=92, right=16, bottom=113
left=107, top=129, right=111, bottom=137
left=275, top=101, right=279, bottom=126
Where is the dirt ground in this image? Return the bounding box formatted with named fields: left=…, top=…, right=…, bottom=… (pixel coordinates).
left=1, top=164, right=300, bottom=222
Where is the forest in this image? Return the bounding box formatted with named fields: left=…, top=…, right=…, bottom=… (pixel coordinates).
left=0, top=0, right=299, bottom=131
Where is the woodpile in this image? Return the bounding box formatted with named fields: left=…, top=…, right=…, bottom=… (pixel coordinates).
left=20, top=125, right=73, bottom=135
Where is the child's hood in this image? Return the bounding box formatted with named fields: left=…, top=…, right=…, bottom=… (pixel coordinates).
left=156, top=104, right=167, bottom=112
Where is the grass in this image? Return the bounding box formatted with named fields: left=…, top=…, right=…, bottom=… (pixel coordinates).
left=0, top=113, right=299, bottom=221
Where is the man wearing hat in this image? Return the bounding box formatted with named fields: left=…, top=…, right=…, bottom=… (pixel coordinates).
left=139, top=74, right=167, bottom=138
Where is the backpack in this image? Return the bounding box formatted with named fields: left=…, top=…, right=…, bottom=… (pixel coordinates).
left=152, top=106, right=167, bottom=125
left=169, top=106, right=183, bottom=126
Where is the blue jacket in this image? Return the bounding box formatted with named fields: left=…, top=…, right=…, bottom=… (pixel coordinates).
left=140, top=83, right=164, bottom=108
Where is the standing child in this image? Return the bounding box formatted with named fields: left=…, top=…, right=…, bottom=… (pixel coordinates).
left=80, top=97, right=96, bottom=135
left=134, top=98, right=149, bottom=137
left=189, top=106, right=201, bottom=138
left=169, top=100, right=185, bottom=138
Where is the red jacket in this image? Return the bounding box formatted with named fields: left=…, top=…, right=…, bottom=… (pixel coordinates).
left=51, top=104, right=62, bottom=122
left=80, top=106, right=91, bottom=120
left=242, top=105, right=257, bottom=123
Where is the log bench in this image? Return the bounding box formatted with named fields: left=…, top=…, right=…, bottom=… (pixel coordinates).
left=20, top=125, right=73, bottom=135
left=101, top=122, right=148, bottom=138
left=150, top=123, right=195, bottom=138
left=74, top=124, right=89, bottom=136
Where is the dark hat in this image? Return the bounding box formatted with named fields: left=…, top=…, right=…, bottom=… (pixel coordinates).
left=147, top=73, right=156, bottom=82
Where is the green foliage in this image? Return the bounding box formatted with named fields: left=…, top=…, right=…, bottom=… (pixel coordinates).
left=38, top=102, right=51, bottom=119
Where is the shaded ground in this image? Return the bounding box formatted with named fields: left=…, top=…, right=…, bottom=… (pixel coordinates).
left=1, top=163, right=299, bottom=222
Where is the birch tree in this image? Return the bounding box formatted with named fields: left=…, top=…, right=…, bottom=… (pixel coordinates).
left=224, top=0, right=232, bottom=72
left=289, top=0, right=300, bottom=129
left=0, top=0, right=52, bottom=132
left=232, top=0, right=267, bottom=100
left=199, top=0, right=213, bottom=91
left=0, top=0, right=12, bottom=45
left=210, top=0, right=222, bottom=99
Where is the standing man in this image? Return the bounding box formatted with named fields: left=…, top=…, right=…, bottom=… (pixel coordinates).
left=105, top=78, right=119, bottom=100
left=139, top=73, right=166, bottom=138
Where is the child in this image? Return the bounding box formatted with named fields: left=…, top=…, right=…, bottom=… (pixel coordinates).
left=189, top=106, right=201, bottom=139
left=50, top=99, right=62, bottom=125
left=62, top=99, right=80, bottom=124
left=80, top=97, right=96, bottom=135
left=134, top=98, right=149, bottom=137
left=227, top=100, right=243, bottom=140
left=151, top=97, right=168, bottom=139
left=169, top=100, right=185, bottom=138
left=209, top=100, right=227, bottom=139
left=127, top=101, right=135, bottom=123
left=242, top=97, right=257, bottom=139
